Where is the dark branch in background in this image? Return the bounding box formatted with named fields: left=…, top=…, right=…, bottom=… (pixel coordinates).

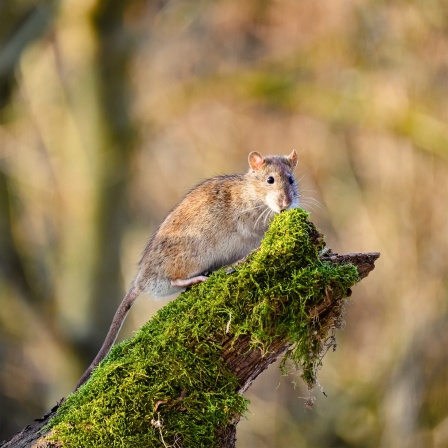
left=0, top=2, right=57, bottom=110
left=0, top=169, right=35, bottom=301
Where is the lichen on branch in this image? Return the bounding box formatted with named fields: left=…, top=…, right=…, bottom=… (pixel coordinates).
left=46, top=208, right=359, bottom=448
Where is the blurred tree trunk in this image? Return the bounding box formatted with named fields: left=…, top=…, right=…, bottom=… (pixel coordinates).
left=0, top=1, right=58, bottom=300
left=0, top=0, right=66, bottom=437
left=0, top=0, right=137, bottom=376
left=78, top=0, right=140, bottom=362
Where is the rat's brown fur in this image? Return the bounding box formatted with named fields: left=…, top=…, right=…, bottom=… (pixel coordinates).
left=75, top=150, right=299, bottom=390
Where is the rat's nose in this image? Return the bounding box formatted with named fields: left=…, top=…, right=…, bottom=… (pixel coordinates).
left=279, top=196, right=291, bottom=212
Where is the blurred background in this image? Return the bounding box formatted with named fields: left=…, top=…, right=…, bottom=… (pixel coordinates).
left=1, top=0, right=447, bottom=446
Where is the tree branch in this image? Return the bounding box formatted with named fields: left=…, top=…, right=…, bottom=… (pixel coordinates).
left=1, top=211, right=379, bottom=448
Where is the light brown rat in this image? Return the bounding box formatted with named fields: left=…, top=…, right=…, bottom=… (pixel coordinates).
left=75, top=150, right=299, bottom=389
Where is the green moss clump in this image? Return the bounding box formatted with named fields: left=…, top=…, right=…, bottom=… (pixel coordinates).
left=46, top=208, right=359, bottom=447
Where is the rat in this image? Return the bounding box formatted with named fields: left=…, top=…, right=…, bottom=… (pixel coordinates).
left=75, top=150, right=299, bottom=390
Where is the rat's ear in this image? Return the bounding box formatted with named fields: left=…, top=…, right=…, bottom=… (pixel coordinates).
left=248, top=152, right=265, bottom=171
left=288, top=149, right=298, bottom=168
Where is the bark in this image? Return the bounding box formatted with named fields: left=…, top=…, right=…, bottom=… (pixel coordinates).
left=1, top=251, right=379, bottom=448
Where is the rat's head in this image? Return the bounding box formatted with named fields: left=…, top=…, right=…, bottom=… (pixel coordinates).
left=248, top=150, right=299, bottom=213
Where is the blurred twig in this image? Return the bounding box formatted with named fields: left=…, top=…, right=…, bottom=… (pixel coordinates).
left=0, top=2, right=58, bottom=109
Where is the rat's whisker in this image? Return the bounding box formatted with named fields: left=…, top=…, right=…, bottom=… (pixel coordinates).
left=254, top=207, right=266, bottom=228
left=239, top=204, right=265, bottom=215
left=254, top=207, right=270, bottom=228
left=296, top=174, right=305, bottom=184
left=300, top=195, right=325, bottom=213
left=264, top=209, right=274, bottom=225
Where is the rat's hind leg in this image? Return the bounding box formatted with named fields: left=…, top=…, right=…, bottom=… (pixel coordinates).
left=171, top=275, right=208, bottom=288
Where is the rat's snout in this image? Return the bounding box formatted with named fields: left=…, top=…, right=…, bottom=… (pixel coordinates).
left=266, top=190, right=296, bottom=214
left=278, top=194, right=292, bottom=212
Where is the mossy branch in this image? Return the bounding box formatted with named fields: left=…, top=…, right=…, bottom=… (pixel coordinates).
left=1, top=209, right=379, bottom=448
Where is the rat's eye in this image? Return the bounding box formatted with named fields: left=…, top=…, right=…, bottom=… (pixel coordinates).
left=266, top=176, right=275, bottom=184
left=288, top=175, right=295, bottom=185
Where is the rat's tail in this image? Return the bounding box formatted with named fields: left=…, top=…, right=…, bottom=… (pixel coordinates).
left=74, top=285, right=142, bottom=391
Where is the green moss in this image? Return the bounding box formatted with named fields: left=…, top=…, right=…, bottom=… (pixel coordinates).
left=46, top=209, right=359, bottom=447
